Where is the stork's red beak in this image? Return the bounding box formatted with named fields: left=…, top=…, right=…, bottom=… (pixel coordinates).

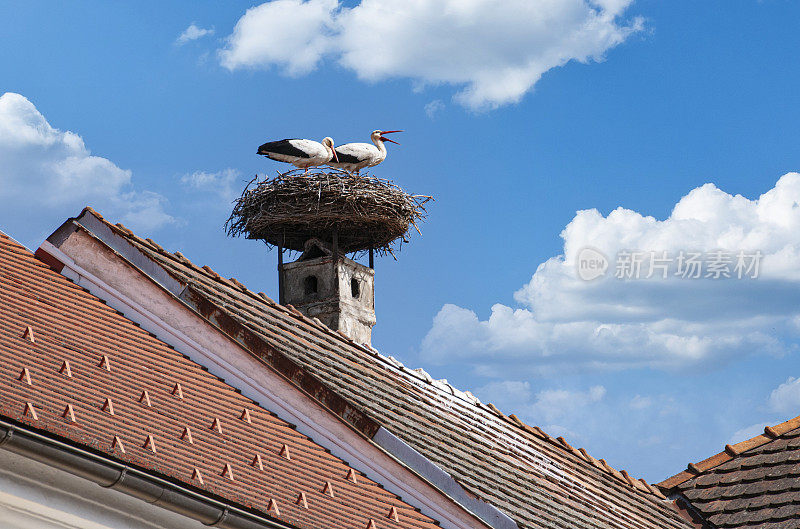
left=380, top=130, right=402, bottom=145
left=332, top=148, right=339, bottom=162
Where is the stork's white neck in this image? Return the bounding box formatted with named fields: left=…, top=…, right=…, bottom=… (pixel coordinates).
left=372, top=136, right=387, bottom=157
left=321, top=140, right=334, bottom=161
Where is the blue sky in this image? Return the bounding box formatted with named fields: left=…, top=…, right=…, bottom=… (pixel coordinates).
left=3, top=0, right=800, bottom=482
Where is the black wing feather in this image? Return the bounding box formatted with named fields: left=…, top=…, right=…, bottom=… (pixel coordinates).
left=257, top=139, right=311, bottom=158
left=333, top=147, right=362, bottom=164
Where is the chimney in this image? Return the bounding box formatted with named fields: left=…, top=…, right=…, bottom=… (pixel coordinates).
left=279, top=238, right=376, bottom=346
left=226, top=169, right=429, bottom=348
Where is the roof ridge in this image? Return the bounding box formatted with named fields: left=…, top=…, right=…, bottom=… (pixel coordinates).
left=81, top=208, right=375, bottom=355
left=359, top=349, right=668, bottom=502
left=657, top=412, right=800, bottom=491
left=500, top=409, right=666, bottom=500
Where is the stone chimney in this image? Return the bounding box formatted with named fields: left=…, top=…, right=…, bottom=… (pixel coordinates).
left=279, top=238, right=376, bottom=346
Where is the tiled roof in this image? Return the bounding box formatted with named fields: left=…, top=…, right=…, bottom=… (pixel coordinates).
left=0, top=230, right=442, bottom=529
left=658, top=415, right=800, bottom=528
left=72, top=208, right=693, bottom=529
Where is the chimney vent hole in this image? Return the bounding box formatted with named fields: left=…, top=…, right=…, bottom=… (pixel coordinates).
left=350, top=278, right=360, bottom=299
left=304, top=275, right=318, bottom=296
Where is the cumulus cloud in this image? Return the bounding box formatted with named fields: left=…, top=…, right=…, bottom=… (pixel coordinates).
left=769, top=377, right=800, bottom=414
left=0, top=92, right=174, bottom=240
left=176, top=23, right=215, bottom=45
left=422, top=174, right=800, bottom=374
left=180, top=168, right=240, bottom=205
left=219, top=0, right=642, bottom=109
left=219, top=0, right=337, bottom=76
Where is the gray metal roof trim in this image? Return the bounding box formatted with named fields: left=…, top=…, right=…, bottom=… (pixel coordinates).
left=0, top=418, right=295, bottom=529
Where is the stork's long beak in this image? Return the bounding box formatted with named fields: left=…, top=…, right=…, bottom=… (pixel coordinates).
left=380, top=130, right=402, bottom=145
left=332, top=148, right=339, bottom=162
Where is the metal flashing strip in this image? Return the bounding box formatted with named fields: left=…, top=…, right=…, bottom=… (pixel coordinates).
left=373, top=428, right=518, bottom=529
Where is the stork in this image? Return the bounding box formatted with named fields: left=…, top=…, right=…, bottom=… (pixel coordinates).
left=327, top=130, right=401, bottom=174
left=257, top=137, right=338, bottom=173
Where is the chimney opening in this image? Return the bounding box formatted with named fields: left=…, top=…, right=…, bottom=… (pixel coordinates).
left=350, top=277, right=360, bottom=299
left=304, top=275, right=318, bottom=296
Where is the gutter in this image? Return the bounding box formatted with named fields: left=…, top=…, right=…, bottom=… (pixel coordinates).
left=0, top=418, right=295, bottom=529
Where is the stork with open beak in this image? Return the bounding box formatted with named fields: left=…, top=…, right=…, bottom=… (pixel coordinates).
left=257, top=137, right=338, bottom=174
left=327, top=130, right=402, bottom=174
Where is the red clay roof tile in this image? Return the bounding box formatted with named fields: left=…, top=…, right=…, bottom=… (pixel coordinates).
left=0, top=232, right=442, bottom=529
left=181, top=426, right=194, bottom=444
left=296, top=491, right=309, bottom=509
left=59, top=360, right=72, bottom=377
left=659, top=413, right=800, bottom=527
left=111, top=435, right=125, bottom=453
left=62, top=404, right=76, bottom=422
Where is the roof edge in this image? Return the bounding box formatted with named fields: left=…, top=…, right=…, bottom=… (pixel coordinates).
left=657, top=412, right=800, bottom=490
left=179, top=284, right=381, bottom=438
left=0, top=417, right=293, bottom=529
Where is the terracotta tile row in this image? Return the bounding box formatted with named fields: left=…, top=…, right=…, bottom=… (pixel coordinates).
left=0, top=231, right=438, bottom=529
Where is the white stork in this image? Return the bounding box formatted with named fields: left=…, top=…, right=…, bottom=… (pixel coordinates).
left=257, top=137, right=338, bottom=173
left=327, top=130, right=401, bottom=174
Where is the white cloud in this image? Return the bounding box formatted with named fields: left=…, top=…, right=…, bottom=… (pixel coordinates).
left=769, top=376, right=800, bottom=414
left=181, top=168, right=240, bottom=205
left=424, top=99, right=444, bottom=120
left=422, top=174, right=800, bottom=374
left=219, top=0, right=642, bottom=109
left=0, top=92, right=174, bottom=238
left=219, top=0, right=338, bottom=76
left=176, top=23, right=215, bottom=45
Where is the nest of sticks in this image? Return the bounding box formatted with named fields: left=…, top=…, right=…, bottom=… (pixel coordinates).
left=225, top=169, right=432, bottom=256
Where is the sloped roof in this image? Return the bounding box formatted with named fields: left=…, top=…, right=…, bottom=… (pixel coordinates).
left=0, top=230, right=442, bottom=529
left=67, top=208, right=693, bottom=529
left=658, top=415, right=800, bottom=528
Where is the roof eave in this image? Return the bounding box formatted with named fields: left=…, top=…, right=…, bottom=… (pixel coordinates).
left=0, top=418, right=295, bottom=529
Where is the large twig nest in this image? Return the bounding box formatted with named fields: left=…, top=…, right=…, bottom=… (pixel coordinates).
left=225, top=169, right=432, bottom=256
